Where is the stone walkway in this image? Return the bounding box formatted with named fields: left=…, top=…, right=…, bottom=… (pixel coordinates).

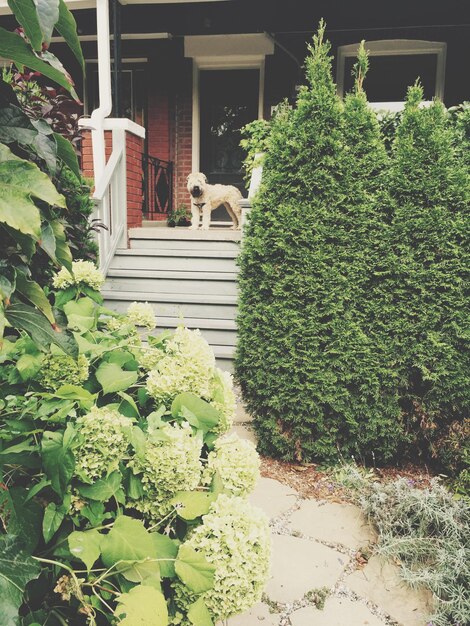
left=227, top=423, right=433, bottom=626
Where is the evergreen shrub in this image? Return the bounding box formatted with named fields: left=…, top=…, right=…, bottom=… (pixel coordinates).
left=236, top=27, right=469, bottom=473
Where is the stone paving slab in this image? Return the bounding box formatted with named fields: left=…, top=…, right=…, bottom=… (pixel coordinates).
left=290, top=597, right=385, bottom=626
left=289, top=500, right=377, bottom=550
left=344, top=556, right=433, bottom=626
left=232, top=423, right=257, bottom=446
left=227, top=602, right=279, bottom=626
left=265, top=534, right=347, bottom=604
left=249, top=476, right=298, bottom=520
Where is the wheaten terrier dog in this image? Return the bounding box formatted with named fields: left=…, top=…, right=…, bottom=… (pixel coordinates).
left=186, top=172, right=242, bottom=230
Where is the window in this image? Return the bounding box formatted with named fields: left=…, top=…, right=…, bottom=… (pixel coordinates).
left=336, top=40, right=447, bottom=111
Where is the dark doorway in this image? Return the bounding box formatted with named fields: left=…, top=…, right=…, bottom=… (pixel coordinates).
left=200, top=69, right=259, bottom=221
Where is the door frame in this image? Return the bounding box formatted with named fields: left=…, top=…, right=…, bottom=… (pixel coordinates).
left=185, top=34, right=273, bottom=172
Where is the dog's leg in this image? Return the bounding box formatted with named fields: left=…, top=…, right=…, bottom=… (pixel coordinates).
left=224, top=202, right=238, bottom=230
left=201, top=204, right=212, bottom=230
left=189, top=203, right=200, bottom=230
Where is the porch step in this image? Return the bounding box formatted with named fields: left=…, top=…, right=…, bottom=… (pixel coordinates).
left=109, top=249, right=238, bottom=273
left=157, top=316, right=237, bottom=347
left=106, top=269, right=238, bottom=296
left=129, top=227, right=241, bottom=251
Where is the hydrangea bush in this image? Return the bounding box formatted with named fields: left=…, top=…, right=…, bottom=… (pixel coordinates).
left=0, top=264, right=270, bottom=626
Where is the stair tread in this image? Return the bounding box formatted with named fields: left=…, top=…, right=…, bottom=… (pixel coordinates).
left=129, top=227, right=241, bottom=242
left=106, top=269, right=238, bottom=280
left=102, top=291, right=237, bottom=304
left=112, top=248, right=238, bottom=259
left=155, top=317, right=237, bottom=330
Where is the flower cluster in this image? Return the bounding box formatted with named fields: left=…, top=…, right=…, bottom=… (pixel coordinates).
left=173, top=495, right=271, bottom=623
left=129, top=422, right=203, bottom=523
left=146, top=327, right=215, bottom=403
left=127, top=302, right=156, bottom=330
left=37, top=353, right=89, bottom=391
left=202, top=433, right=260, bottom=497
left=75, top=407, right=133, bottom=482
left=53, top=260, right=105, bottom=291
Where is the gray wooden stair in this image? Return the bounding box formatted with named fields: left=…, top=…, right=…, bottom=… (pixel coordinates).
left=102, top=228, right=240, bottom=370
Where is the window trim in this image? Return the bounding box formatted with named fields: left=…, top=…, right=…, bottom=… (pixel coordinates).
left=336, top=39, right=447, bottom=107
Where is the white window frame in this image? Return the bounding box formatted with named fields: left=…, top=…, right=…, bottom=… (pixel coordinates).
left=336, top=39, right=447, bottom=111
left=185, top=34, right=274, bottom=172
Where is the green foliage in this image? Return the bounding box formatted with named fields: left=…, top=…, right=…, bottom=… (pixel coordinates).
left=236, top=26, right=469, bottom=473
left=0, top=280, right=270, bottom=625
left=167, top=205, right=191, bottom=227
left=240, top=118, right=270, bottom=185
left=349, top=472, right=470, bottom=626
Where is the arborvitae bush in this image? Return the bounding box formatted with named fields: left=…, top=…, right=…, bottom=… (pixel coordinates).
left=387, top=86, right=470, bottom=472
left=236, top=30, right=403, bottom=463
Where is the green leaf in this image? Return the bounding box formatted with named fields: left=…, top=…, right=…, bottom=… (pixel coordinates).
left=41, top=430, right=75, bottom=496
left=115, top=585, right=168, bottom=626
left=54, top=384, right=95, bottom=408
left=171, top=393, right=221, bottom=433
left=39, top=221, right=57, bottom=261
left=15, top=271, right=55, bottom=324
left=0, top=487, right=42, bottom=552
left=50, top=219, right=72, bottom=272
left=96, top=362, right=138, bottom=395
left=35, top=0, right=59, bottom=44
left=151, top=533, right=178, bottom=578
left=175, top=544, right=215, bottom=594
left=63, top=296, right=96, bottom=332
left=0, top=104, right=36, bottom=145
left=55, top=0, right=85, bottom=71
left=42, top=502, right=64, bottom=543
left=68, top=529, right=101, bottom=571
left=187, top=597, right=214, bottom=626
left=54, top=131, right=80, bottom=178
left=0, top=28, right=75, bottom=94
left=54, top=285, right=76, bottom=308
left=0, top=534, right=41, bottom=626
left=31, top=118, right=57, bottom=171
left=78, top=470, right=122, bottom=501
left=7, top=0, right=43, bottom=51
left=80, top=500, right=107, bottom=526
left=16, top=352, right=42, bottom=380
left=5, top=302, right=78, bottom=357
left=0, top=144, right=65, bottom=238
left=118, top=391, right=140, bottom=418
left=24, top=477, right=51, bottom=502
left=170, top=491, right=216, bottom=521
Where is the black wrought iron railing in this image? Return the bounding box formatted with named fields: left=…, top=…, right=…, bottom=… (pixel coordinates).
left=142, top=153, right=173, bottom=217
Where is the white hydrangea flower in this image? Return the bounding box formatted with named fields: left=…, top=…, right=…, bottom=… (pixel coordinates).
left=129, top=422, right=203, bottom=524
left=208, top=368, right=236, bottom=433
left=75, top=406, right=133, bottom=482
left=38, top=353, right=89, bottom=391
left=202, top=433, right=260, bottom=497
left=53, top=260, right=105, bottom=291
left=173, top=495, right=271, bottom=623
left=146, top=327, right=215, bottom=403
left=127, top=302, right=156, bottom=330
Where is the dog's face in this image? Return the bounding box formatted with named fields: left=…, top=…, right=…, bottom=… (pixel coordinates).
left=187, top=172, right=208, bottom=198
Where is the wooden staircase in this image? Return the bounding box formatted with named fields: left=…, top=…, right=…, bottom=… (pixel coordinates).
left=102, top=227, right=241, bottom=370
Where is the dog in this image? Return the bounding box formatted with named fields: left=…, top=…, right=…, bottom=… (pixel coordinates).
left=186, top=172, right=242, bottom=230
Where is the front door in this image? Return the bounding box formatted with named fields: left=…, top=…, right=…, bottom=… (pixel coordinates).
left=199, top=69, right=259, bottom=220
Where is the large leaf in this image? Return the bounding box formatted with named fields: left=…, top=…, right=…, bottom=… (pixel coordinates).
left=151, top=533, right=178, bottom=578
left=171, top=393, right=221, bottom=433
left=0, top=143, right=65, bottom=238
left=115, top=585, right=168, bottom=626
left=170, top=491, right=216, bottom=521
left=0, top=535, right=41, bottom=626
left=35, top=0, right=59, bottom=44
left=187, top=597, right=214, bottom=626
left=7, top=0, right=43, bottom=51
left=16, top=352, right=43, bottom=380
left=54, top=131, right=80, bottom=178
left=0, top=487, right=42, bottom=552
left=0, top=105, right=36, bottom=145
left=50, top=219, right=72, bottom=271
left=96, top=362, right=138, bottom=395
left=77, top=470, right=123, bottom=501
left=68, top=529, right=102, bottom=571
left=41, top=429, right=75, bottom=496
left=31, top=118, right=57, bottom=171
left=0, top=28, right=75, bottom=94
left=5, top=303, right=78, bottom=356
left=175, top=545, right=215, bottom=594
left=15, top=271, right=55, bottom=324
left=63, top=297, right=96, bottom=333
left=42, top=502, right=65, bottom=543
left=55, top=0, right=84, bottom=71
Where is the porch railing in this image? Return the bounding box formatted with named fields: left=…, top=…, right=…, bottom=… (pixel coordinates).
left=142, top=153, right=173, bottom=217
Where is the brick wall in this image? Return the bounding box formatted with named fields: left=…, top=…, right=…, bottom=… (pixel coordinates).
left=80, top=128, right=144, bottom=232
left=173, top=90, right=192, bottom=209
